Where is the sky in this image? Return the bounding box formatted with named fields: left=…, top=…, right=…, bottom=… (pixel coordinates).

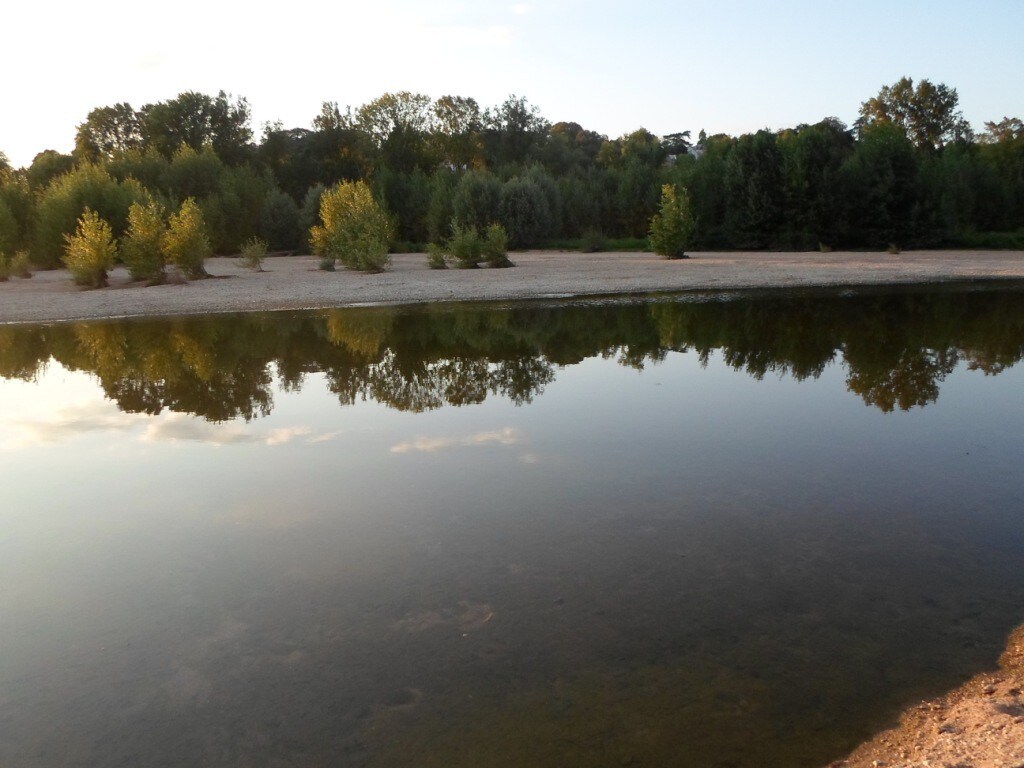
left=2, top=0, right=1022, bottom=168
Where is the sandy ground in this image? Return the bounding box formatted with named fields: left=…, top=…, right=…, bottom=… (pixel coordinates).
left=2, top=249, right=1024, bottom=324
left=828, top=626, right=1024, bottom=768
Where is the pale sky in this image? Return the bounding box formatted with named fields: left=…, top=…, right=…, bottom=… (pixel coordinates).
left=2, top=0, right=1021, bottom=168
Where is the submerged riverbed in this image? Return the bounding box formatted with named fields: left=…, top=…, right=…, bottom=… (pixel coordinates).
left=1, top=286, right=1023, bottom=767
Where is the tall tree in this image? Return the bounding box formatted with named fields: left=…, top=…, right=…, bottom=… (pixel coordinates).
left=74, top=103, right=144, bottom=161
left=140, top=91, right=252, bottom=163
left=857, top=77, right=972, bottom=151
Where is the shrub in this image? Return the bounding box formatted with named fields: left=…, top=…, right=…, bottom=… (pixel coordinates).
left=648, top=184, right=695, bottom=259
left=818, top=242, right=833, bottom=253
left=163, top=198, right=212, bottom=278
left=239, top=236, right=268, bottom=271
left=0, top=255, right=8, bottom=281
left=428, top=222, right=513, bottom=269
left=309, top=181, right=392, bottom=273
left=887, top=243, right=901, bottom=254
left=481, top=223, right=513, bottom=268
left=580, top=227, right=609, bottom=253
left=63, top=209, right=118, bottom=287
left=122, top=198, right=167, bottom=283
left=445, top=223, right=483, bottom=268
left=426, top=243, right=448, bottom=269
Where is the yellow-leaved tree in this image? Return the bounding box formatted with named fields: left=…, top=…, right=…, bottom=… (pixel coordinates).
left=122, top=197, right=167, bottom=284
left=163, top=198, right=211, bottom=279
left=63, top=208, right=118, bottom=287
left=310, top=181, right=392, bottom=273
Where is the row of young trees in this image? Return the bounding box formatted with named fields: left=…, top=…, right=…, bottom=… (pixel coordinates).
left=1, top=79, right=1022, bottom=272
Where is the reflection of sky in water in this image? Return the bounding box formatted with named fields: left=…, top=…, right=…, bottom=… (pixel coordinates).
left=0, top=322, right=1023, bottom=766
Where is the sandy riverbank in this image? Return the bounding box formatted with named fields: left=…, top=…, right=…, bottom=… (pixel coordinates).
left=2, top=249, right=1024, bottom=324
left=829, top=625, right=1024, bottom=768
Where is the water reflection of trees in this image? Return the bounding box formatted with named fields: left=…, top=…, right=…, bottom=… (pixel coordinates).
left=0, top=288, right=1022, bottom=421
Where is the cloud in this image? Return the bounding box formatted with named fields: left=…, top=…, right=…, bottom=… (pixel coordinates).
left=510, top=3, right=531, bottom=14
left=390, top=427, right=522, bottom=454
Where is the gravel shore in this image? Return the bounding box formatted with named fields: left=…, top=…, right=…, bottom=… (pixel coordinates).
left=2, top=249, right=1024, bottom=324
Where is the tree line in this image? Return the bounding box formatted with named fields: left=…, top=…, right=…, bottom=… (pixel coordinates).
left=0, top=79, right=1022, bottom=274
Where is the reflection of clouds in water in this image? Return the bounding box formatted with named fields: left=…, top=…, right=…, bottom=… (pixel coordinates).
left=0, top=400, right=145, bottom=449
left=142, top=417, right=313, bottom=447
left=0, top=401, right=342, bottom=449
left=390, top=427, right=521, bottom=454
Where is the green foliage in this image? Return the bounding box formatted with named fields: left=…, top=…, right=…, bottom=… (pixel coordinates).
left=299, top=184, right=326, bottom=252
left=481, top=223, right=513, bottom=268
left=9, top=251, right=32, bottom=279
left=500, top=176, right=554, bottom=248
left=649, top=185, right=695, bottom=259
left=259, top=188, right=301, bottom=251
left=453, top=170, right=502, bottom=232
left=140, top=91, right=252, bottom=163
left=122, top=198, right=167, bottom=283
left=63, top=209, right=118, bottom=287
left=426, top=243, right=448, bottom=269
left=436, top=223, right=483, bottom=268
left=426, top=170, right=458, bottom=243
left=376, top=167, right=430, bottom=243
left=26, top=150, right=74, bottom=191
left=33, top=164, right=142, bottom=268
left=163, top=198, right=212, bottom=278
left=858, top=77, right=972, bottom=150
left=310, top=181, right=393, bottom=272
left=428, top=222, right=511, bottom=268
left=239, top=236, right=268, bottom=271
left=0, top=197, right=17, bottom=255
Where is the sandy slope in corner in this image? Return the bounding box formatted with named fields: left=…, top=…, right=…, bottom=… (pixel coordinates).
left=828, top=626, right=1024, bottom=768
left=1, top=249, right=1024, bottom=324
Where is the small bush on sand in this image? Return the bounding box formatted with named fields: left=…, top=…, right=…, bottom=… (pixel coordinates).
left=887, top=243, right=901, bottom=255
left=818, top=242, right=832, bottom=253
left=648, top=184, right=695, bottom=259
left=122, top=198, right=167, bottom=283
left=310, top=181, right=392, bottom=273
left=63, top=208, right=118, bottom=288
left=428, top=222, right=513, bottom=269
left=163, top=198, right=212, bottom=279
left=426, top=243, right=448, bottom=269
left=445, top=224, right=483, bottom=269
left=239, top=236, right=268, bottom=271
left=481, top=223, right=513, bottom=268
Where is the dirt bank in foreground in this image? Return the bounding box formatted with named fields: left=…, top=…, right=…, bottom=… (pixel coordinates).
left=1, top=249, right=1024, bottom=324
left=829, top=626, right=1024, bottom=768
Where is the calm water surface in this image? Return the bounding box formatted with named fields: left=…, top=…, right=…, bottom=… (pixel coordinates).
left=1, top=286, right=1023, bottom=767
